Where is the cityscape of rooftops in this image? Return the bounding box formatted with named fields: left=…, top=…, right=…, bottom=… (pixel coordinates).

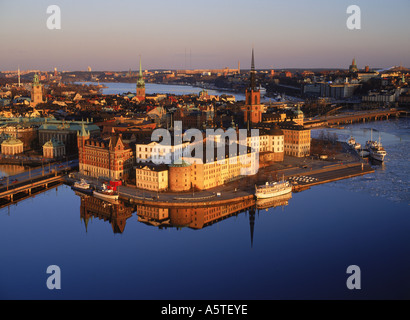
left=0, top=0, right=409, bottom=304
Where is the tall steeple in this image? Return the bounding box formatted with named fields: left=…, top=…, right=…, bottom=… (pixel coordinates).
left=243, top=48, right=262, bottom=125
left=139, top=56, right=143, bottom=78
left=30, top=73, right=44, bottom=107
left=136, top=55, right=146, bottom=101
left=137, top=56, right=145, bottom=88
left=249, top=48, right=258, bottom=91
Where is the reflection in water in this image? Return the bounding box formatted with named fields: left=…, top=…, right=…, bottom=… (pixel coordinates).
left=256, top=193, right=292, bottom=211
left=77, top=192, right=134, bottom=234
left=74, top=190, right=292, bottom=247
left=0, top=164, right=26, bottom=177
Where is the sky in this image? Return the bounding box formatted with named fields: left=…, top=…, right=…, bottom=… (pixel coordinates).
left=0, top=0, right=409, bottom=71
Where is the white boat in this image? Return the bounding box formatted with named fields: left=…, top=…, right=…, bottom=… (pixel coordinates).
left=365, top=131, right=387, bottom=162
left=93, top=183, right=119, bottom=201
left=255, top=180, right=292, bottom=199
left=71, top=179, right=93, bottom=194
left=256, top=192, right=292, bottom=210
left=348, top=136, right=361, bottom=150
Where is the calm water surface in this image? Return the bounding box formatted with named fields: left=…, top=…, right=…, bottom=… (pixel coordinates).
left=0, top=119, right=409, bottom=300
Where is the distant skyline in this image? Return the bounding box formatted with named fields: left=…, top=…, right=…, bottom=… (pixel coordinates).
left=1, top=0, right=409, bottom=71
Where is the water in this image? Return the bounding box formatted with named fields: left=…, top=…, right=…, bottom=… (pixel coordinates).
left=312, top=118, right=410, bottom=204
left=80, top=81, right=247, bottom=101
left=0, top=118, right=409, bottom=299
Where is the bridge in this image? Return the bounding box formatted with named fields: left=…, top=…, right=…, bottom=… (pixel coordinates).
left=0, top=160, right=78, bottom=208
left=304, top=108, right=406, bottom=128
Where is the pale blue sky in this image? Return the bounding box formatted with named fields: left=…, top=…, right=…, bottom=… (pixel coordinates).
left=1, top=0, right=409, bottom=71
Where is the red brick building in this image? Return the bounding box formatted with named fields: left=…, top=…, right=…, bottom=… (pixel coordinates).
left=242, top=49, right=262, bottom=125
left=77, top=123, right=134, bottom=180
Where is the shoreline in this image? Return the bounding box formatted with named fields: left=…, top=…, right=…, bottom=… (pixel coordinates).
left=64, top=155, right=374, bottom=208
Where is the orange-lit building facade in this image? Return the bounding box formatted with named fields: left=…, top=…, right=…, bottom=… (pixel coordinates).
left=78, top=124, right=134, bottom=180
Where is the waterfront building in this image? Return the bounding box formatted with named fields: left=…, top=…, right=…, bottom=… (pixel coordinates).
left=279, top=122, right=311, bottom=157
left=42, top=138, right=66, bottom=159
left=322, top=82, right=361, bottom=99
left=30, top=73, right=44, bottom=107
left=255, top=126, right=285, bottom=163
left=306, top=81, right=361, bottom=99
left=1, top=137, right=24, bottom=155
left=179, top=142, right=258, bottom=191
left=136, top=57, right=146, bottom=102
left=135, top=163, right=169, bottom=191
left=78, top=124, right=134, bottom=180
left=168, top=159, right=193, bottom=192
left=242, top=49, right=263, bottom=125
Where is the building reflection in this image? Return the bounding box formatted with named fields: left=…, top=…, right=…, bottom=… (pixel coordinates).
left=76, top=191, right=134, bottom=233
left=255, top=192, right=292, bottom=211
left=74, top=190, right=292, bottom=245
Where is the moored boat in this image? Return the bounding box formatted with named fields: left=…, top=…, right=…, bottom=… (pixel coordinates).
left=365, top=132, right=387, bottom=163
left=255, top=180, right=292, bottom=199
left=71, top=179, right=93, bottom=195
left=348, top=136, right=361, bottom=150
left=93, top=183, right=119, bottom=201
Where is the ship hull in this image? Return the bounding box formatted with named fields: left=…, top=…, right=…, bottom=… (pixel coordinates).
left=255, top=186, right=292, bottom=199
left=71, top=186, right=93, bottom=195
left=93, top=191, right=119, bottom=201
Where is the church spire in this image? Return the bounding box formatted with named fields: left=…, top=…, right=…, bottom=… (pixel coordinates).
left=137, top=55, right=145, bottom=89
left=139, top=56, right=143, bottom=77
left=249, top=48, right=257, bottom=91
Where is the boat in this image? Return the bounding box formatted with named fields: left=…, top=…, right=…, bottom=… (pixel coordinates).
left=255, top=180, right=292, bottom=199
left=93, top=183, right=119, bottom=201
left=71, top=179, right=93, bottom=195
left=256, top=192, right=292, bottom=210
left=347, top=136, right=361, bottom=150
left=365, top=131, right=387, bottom=163
left=368, top=141, right=387, bottom=163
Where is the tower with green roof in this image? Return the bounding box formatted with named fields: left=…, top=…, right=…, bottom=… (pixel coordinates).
left=31, top=73, right=44, bottom=107
left=136, top=56, right=146, bottom=101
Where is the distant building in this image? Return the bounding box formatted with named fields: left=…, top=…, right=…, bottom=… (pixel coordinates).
left=43, top=138, right=66, bottom=159
left=30, top=73, right=44, bottom=107
left=136, top=57, right=146, bottom=102
left=247, top=126, right=285, bottom=163
left=1, top=137, right=24, bottom=155
left=242, top=49, right=262, bottom=125
left=349, top=58, right=358, bottom=73
left=39, top=119, right=100, bottom=154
